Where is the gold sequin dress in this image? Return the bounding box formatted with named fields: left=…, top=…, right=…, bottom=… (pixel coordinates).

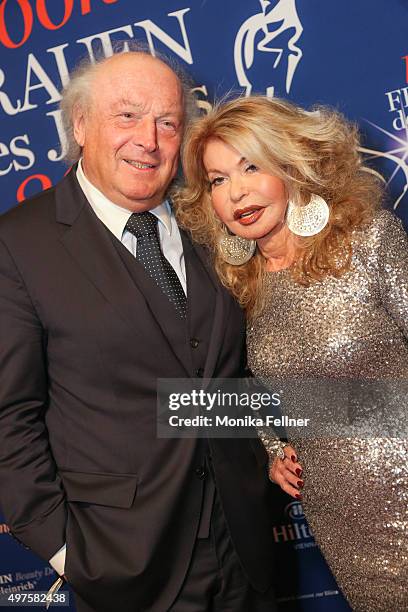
left=247, top=211, right=408, bottom=612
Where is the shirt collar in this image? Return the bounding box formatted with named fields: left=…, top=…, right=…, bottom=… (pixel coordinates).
left=76, top=159, right=173, bottom=240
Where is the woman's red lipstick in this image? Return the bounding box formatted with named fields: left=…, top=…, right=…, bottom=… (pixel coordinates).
left=233, top=206, right=264, bottom=226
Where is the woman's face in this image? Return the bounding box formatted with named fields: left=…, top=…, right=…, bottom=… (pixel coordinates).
left=203, top=138, right=288, bottom=241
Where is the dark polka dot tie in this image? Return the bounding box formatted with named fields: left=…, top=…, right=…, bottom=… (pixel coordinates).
left=125, top=212, right=187, bottom=319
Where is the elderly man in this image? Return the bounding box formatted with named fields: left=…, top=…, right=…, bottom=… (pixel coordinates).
left=0, top=52, right=276, bottom=612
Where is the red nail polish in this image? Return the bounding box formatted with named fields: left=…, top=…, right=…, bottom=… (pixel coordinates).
left=296, top=468, right=302, bottom=477
left=291, top=455, right=297, bottom=463
left=295, top=493, right=302, bottom=500
left=297, top=480, right=304, bottom=488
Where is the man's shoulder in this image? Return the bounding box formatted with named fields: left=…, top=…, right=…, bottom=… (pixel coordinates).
left=0, top=180, right=61, bottom=242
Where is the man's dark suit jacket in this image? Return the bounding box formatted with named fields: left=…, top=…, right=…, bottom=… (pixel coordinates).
left=0, top=170, right=275, bottom=612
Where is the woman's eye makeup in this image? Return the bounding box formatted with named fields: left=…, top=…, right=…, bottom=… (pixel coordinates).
left=209, top=176, right=224, bottom=187
left=207, top=161, right=258, bottom=188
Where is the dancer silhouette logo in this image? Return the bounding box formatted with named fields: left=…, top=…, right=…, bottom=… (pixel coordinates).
left=234, top=0, right=303, bottom=98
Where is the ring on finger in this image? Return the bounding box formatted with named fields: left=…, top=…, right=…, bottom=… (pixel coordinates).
left=276, top=446, right=285, bottom=460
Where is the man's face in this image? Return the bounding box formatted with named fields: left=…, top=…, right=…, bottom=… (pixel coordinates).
left=74, top=54, right=184, bottom=211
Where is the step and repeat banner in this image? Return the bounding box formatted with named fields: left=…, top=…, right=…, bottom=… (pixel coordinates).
left=0, top=1, right=406, bottom=610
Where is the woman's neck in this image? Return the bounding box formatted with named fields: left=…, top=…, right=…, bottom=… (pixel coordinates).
left=257, top=224, right=297, bottom=272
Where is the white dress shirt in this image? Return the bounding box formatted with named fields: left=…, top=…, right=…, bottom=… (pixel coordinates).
left=49, top=161, right=186, bottom=575
left=76, top=159, right=186, bottom=292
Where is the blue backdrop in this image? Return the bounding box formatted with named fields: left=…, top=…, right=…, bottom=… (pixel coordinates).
left=0, top=1, right=407, bottom=610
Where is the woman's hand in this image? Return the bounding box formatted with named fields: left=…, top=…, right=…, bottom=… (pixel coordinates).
left=269, top=444, right=304, bottom=500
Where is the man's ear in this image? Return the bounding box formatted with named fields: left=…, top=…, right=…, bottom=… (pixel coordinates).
left=73, top=105, right=86, bottom=147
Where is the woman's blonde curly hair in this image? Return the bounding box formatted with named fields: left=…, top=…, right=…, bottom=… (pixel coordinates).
left=173, top=96, right=383, bottom=317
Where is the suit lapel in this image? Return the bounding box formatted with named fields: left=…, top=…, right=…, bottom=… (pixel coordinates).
left=56, top=171, right=191, bottom=373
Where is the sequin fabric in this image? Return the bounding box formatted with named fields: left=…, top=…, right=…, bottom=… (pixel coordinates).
left=247, top=211, right=408, bottom=611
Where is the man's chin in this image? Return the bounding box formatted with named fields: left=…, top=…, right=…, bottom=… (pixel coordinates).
left=120, top=193, right=164, bottom=213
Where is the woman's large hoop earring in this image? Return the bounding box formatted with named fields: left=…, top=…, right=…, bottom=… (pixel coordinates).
left=286, top=194, right=330, bottom=237
left=217, top=226, right=256, bottom=265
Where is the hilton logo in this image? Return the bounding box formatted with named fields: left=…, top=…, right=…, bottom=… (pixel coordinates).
left=272, top=501, right=313, bottom=543
left=285, top=500, right=305, bottom=521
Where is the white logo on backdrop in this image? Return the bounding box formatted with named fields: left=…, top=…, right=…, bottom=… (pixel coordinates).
left=360, top=105, right=408, bottom=211
left=234, top=0, right=303, bottom=97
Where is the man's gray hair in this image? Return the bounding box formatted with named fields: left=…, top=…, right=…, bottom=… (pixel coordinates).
left=60, top=41, right=198, bottom=163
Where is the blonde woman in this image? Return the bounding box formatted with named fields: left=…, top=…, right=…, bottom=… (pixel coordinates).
left=174, top=96, right=408, bottom=611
